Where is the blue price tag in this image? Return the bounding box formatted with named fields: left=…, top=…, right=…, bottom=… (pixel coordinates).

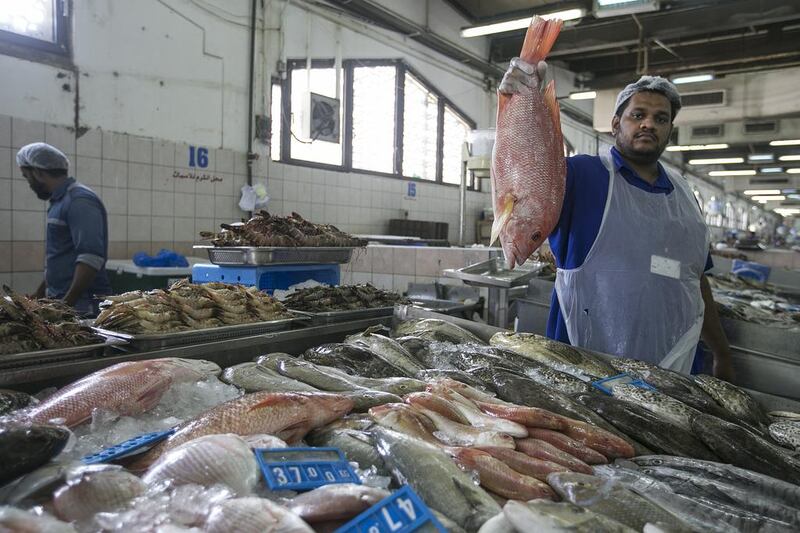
left=591, top=373, right=658, bottom=396
left=255, top=447, right=361, bottom=491
left=81, top=428, right=175, bottom=464
left=335, top=485, right=446, bottom=533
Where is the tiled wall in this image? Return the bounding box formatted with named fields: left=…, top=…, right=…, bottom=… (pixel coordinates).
left=1, top=114, right=491, bottom=294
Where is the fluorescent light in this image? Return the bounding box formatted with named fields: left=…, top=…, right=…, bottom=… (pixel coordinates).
left=743, top=189, right=781, bottom=196
left=598, top=0, right=641, bottom=5
left=569, top=91, right=597, bottom=100
left=788, top=168, right=800, bottom=174
left=775, top=208, right=800, bottom=216
left=671, top=74, right=714, bottom=84
left=761, top=167, right=783, bottom=173
left=709, top=170, right=756, bottom=176
left=666, top=143, right=729, bottom=152
left=689, top=157, right=744, bottom=165
left=747, top=154, right=773, bottom=162
left=461, top=9, right=585, bottom=37
left=750, top=195, right=786, bottom=201
left=778, top=155, right=800, bottom=161
left=757, top=199, right=767, bottom=204
left=769, top=139, right=800, bottom=146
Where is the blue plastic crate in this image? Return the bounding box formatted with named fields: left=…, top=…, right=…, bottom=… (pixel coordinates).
left=192, top=263, right=340, bottom=294
left=731, top=259, right=770, bottom=283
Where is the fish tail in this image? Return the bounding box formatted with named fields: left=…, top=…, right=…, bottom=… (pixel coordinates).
left=519, top=16, right=563, bottom=65
left=543, top=80, right=563, bottom=140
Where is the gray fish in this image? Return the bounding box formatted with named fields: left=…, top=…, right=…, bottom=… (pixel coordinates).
left=222, top=362, right=319, bottom=393
left=306, top=427, right=389, bottom=477
left=345, top=330, right=426, bottom=378
left=372, top=427, right=501, bottom=531
left=0, top=421, right=71, bottom=485
left=342, top=390, right=403, bottom=412
left=301, top=343, right=401, bottom=378
left=631, top=455, right=800, bottom=510
left=274, top=358, right=366, bottom=392
left=770, top=421, right=800, bottom=451
left=503, top=499, right=637, bottom=533
left=286, top=484, right=390, bottom=523
left=611, top=384, right=701, bottom=433
left=392, top=318, right=486, bottom=345
left=574, top=393, right=718, bottom=460
left=0, top=389, right=34, bottom=416
left=54, top=466, right=146, bottom=522
left=0, top=506, right=76, bottom=533
left=690, top=413, right=800, bottom=484
left=416, top=369, right=491, bottom=391
left=335, top=373, right=427, bottom=397
left=0, top=461, right=78, bottom=506
left=694, top=374, right=772, bottom=431
left=477, top=512, right=515, bottom=533
left=547, top=472, right=690, bottom=532
left=490, top=332, right=615, bottom=380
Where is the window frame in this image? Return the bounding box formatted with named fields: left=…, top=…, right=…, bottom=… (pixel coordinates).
left=276, top=57, right=477, bottom=188
left=0, top=0, right=72, bottom=68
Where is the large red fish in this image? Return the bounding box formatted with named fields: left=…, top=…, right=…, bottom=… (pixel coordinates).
left=491, top=16, right=566, bottom=269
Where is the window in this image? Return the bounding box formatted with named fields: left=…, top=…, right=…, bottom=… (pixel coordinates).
left=0, top=0, right=70, bottom=60
left=351, top=64, right=397, bottom=174
left=289, top=63, right=343, bottom=166
left=402, top=72, right=439, bottom=181
left=442, top=105, right=471, bottom=185
left=270, top=82, right=282, bottom=161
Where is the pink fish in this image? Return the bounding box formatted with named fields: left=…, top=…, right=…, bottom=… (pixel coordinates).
left=491, top=16, right=566, bottom=268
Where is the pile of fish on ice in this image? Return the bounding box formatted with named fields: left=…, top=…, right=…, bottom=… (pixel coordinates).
left=1, top=317, right=799, bottom=532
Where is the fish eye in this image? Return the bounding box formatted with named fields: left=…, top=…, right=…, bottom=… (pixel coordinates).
left=531, top=231, right=542, bottom=242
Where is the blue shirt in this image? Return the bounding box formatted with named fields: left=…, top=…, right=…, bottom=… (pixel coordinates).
left=46, top=178, right=112, bottom=302
left=546, top=147, right=712, bottom=345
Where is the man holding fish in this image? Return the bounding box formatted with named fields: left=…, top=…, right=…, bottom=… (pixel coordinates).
left=492, top=17, right=733, bottom=380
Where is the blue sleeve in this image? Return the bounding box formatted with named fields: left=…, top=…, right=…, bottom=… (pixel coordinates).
left=67, top=197, right=107, bottom=271
left=548, top=157, right=576, bottom=269
left=705, top=252, right=713, bottom=272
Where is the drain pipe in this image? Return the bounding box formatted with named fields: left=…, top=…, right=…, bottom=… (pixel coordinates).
left=246, top=0, right=257, bottom=189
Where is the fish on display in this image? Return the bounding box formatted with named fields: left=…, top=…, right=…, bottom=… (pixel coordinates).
left=547, top=472, right=691, bottom=532
left=221, top=362, right=319, bottom=393
left=344, top=329, right=426, bottom=378
left=514, top=438, right=593, bottom=474
left=476, top=512, right=515, bottom=533
left=0, top=461, right=77, bottom=507
left=690, top=413, right=800, bottom=484
left=693, top=374, right=773, bottom=431
left=22, top=357, right=221, bottom=428
left=0, top=389, right=34, bottom=416
left=52, top=465, right=146, bottom=523
left=503, top=500, right=637, bottom=533
left=447, top=447, right=558, bottom=501
left=410, top=404, right=517, bottom=448
left=610, top=384, right=702, bottom=433
left=526, top=428, right=608, bottom=464
left=522, top=363, right=594, bottom=395
left=769, top=421, right=800, bottom=451
left=475, top=446, right=570, bottom=482
left=286, top=484, right=390, bottom=524
left=490, top=16, right=566, bottom=269
left=372, top=427, right=502, bottom=531
left=0, top=506, right=76, bottom=533
left=0, top=421, right=71, bottom=485
left=142, top=433, right=259, bottom=495
left=341, top=389, right=403, bottom=412
left=417, top=389, right=529, bottom=437
left=392, top=318, right=486, bottom=345
left=131, top=392, right=353, bottom=470
left=490, top=332, right=615, bottom=380
left=306, top=425, right=390, bottom=477
left=300, top=343, right=401, bottom=379
left=416, top=369, right=492, bottom=390
left=369, top=403, right=441, bottom=445
left=574, top=393, right=716, bottom=460
left=204, top=497, right=314, bottom=533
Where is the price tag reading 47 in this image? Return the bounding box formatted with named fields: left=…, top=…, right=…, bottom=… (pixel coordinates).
left=335, top=486, right=446, bottom=533
left=255, top=447, right=360, bottom=491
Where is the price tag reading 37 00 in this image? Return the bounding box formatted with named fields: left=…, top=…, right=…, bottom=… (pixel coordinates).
left=254, top=447, right=360, bottom=491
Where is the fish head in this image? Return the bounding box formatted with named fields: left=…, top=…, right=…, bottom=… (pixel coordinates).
left=500, top=212, right=547, bottom=270
left=546, top=472, right=614, bottom=505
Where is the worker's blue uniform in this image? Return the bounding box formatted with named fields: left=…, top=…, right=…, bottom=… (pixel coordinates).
left=546, top=147, right=712, bottom=373
left=46, top=178, right=111, bottom=315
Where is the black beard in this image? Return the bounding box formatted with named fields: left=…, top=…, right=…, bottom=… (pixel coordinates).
left=29, top=183, right=52, bottom=201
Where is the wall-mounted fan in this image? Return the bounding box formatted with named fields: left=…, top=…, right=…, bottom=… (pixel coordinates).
left=307, top=92, right=340, bottom=143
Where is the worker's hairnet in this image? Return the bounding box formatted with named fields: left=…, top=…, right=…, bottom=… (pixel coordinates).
left=614, top=76, right=682, bottom=120
left=15, top=142, right=70, bottom=171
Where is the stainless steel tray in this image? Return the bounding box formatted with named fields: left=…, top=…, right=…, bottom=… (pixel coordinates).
left=92, top=317, right=301, bottom=351
left=288, top=306, right=395, bottom=325
left=0, top=339, right=123, bottom=371
left=444, top=257, right=547, bottom=288
left=409, top=299, right=477, bottom=316
left=194, top=246, right=359, bottom=265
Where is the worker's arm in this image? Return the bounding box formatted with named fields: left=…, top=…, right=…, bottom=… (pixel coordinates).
left=64, top=197, right=107, bottom=307
left=63, top=262, right=99, bottom=307
left=700, top=274, right=734, bottom=381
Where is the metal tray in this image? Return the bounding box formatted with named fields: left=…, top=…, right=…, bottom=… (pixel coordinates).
left=409, top=299, right=477, bottom=316
left=288, top=306, right=395, bottom=325
left=194, top=246, right=359, bottom=265
left=0, top=339, right=123, bottom=371
left=444, top=257, right=547, bottom=288
left=92, top=317, right=301, bottom=351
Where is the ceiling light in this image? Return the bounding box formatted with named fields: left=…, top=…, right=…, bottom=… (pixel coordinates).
left=774, top=208, right=800, bottom=216
left=709, top=170, right=756, bottom=176
left=769, top=139, right=800, bottom=146
left=743, top=189, right=781, bottom=196
left=671, top=74, right=714, bottom=84
left=750, top=195, right=786, bottom=202
left=747, top=154, right=773, bottom=162
left=757, top=199, right=767, bottom=204
left=788, top=168, right=800, bottom=174
left=568, top=91, right=597, bottom=100
left=760, top=167, right=783, bottom=173
left=689, top=157, right=743, bottom=165
left=778, top=155, right=800, bottom=161
left=461, top=9, right=585, bottom=37
left=665, top=143, right=729, bottom=152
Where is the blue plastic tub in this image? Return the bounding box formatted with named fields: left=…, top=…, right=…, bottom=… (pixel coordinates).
left=192, top=263, right=340, bottom=294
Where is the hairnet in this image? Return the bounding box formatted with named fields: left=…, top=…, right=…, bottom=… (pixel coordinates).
left=614, top=76, right=682, bottom=119
left=15, top=142, right=70, bottom=170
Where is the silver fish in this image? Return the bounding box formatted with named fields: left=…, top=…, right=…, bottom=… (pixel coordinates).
left=769, top=421, right=800, bottom=451
left=344, top=330, right=426, bottom=377
left=53, top=465, right=146, bottom=522
left=222, top=362, right=319, bottom=393
left=204, top=497, right=314, bottom=533
left=286, top=484, right=390, bottom=523
left=503, top=500, right=636, bottom=532
left=0, top=506, right=76, bottom=533
left=392, top=318, right=486, bottom=345
left=306, top=426, right=389, bottom=477
left=477, top=513, right=515, bottom=533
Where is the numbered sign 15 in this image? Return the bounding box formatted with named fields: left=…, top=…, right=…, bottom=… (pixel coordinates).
left=188, top=146, right=209, bottom=168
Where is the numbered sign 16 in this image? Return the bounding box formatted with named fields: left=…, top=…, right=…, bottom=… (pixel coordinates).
left=188, top=146, right=209, bottom=168
left=254, top=447, right=361, bottom=491
left=334, top=486, right=446, bottom=533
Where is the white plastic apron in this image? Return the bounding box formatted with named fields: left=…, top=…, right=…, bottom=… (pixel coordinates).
left=555, top=148, right=710, bottom=374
